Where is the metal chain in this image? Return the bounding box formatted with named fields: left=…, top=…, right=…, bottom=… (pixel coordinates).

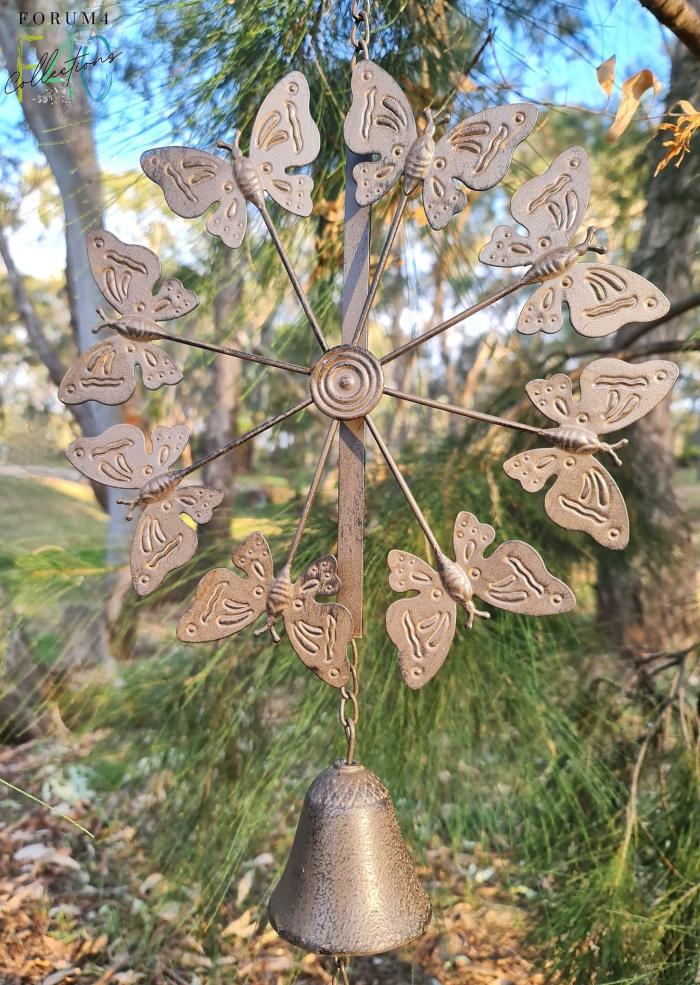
left=339, top=639, right=360, bottom=764
left=350, top=0, right=371, bottom=62
left=332, top=956, right=351, bottom=985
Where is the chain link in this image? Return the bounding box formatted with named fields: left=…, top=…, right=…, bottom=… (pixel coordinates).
left=332, top=956, right=350, bottom=985
left=339, top=639, right=360, bottom=764
left=350, top=0, right=371, bottom=62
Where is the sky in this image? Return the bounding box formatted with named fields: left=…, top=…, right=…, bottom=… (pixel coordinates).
left=0, top=0, right=676, bottom=279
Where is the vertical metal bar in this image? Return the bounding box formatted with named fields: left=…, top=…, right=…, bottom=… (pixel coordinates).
left=337, top=150, right=370, bottom=636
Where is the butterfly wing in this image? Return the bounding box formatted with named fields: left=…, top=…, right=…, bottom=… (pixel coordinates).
left=503, top=446, right=565, bottom=493
left=248, top=72, right=320, bottom=217
left=517, top=281, right=566, bottom=335
left=424, top=103, right=537, bottom=231
left=524, top=375, right=575, bottom=425
left=479, top=146, right=590, bottom=268
left=132, top=486, right=224, bottom=596
left=344, top=59, right=417, bottom=206
left=543, top=455, right=629, bottom=549
left=66, top=423, right=189, bottom=489
left=87, top=230, right=161, bottom=317
left=469, top=540, right=575, bottom=615
left=132, top=343, right=183, bottom=392
left=386, top=549, right=457, bottom=690
left=563, top=263, right=670, bottom=338
left=140, top=147, right=247, bottom=249
left=176, top=533, right=273, bottom=642
left=58, top=336, right=137, bottom=406
left=150, top=278, right=199, bottom=322
left=504, top=446, right=628, bottom=548
left=577, top=357, right=680, bottom=434
left=452, top=511, right=496, bottom=569
left=283, top=556, right=353, bottom=688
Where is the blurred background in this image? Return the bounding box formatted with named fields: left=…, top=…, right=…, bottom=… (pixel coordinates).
left=1, top=0, right=699, bottom=982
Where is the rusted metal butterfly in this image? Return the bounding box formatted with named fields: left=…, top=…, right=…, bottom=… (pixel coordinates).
left=58, top=231, right=197, bottom=406
left=66, top=424, right=222, bottom=595
left=479, top=146, right=670, bottom=337
left=177, top=532, right=353, bottom=688
left=504, top=357, right=679, bottom=548
left=386, top=512, right=574, bottom=689
left=140, top=72, right=320, bottom=248
left=343, top=59, right=537, bottom=228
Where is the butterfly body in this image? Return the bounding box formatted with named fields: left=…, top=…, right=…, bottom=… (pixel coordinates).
left=254, top=563, right=295, bottom=642
left=519, top=228, right=602, bottom=287
left=103, top=315, right=163, bottom=342
left=402, top=110, right=440, bottom=192
left=221, top=133, right=266, bottom=208
left=545, top=425, right=628, bottom=465
left=117, top=471, right=183, bottom=520
left=480, top=148, right=670, bottom=337
left=435, top=552, right=490, bottom=629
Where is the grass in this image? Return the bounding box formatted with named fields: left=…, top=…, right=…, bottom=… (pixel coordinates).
left=2, top=445, right=699, bottom=984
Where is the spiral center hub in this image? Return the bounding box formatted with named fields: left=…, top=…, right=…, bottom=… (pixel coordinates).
left=310, top=345, right=383, bottom=420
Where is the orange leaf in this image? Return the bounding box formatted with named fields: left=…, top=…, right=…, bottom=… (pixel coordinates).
left=596, top=55, right=616, bottom=97
left=607, top=68, right=661, bottom=143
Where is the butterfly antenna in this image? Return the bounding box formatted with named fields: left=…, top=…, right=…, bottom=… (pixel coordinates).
left=578, top=225, right=607, bottom=257
left=116, top=497, right=137, bottom=521
left=92, top=307, right=113, bottom=334
left=603, top=438, right=629, bottom=467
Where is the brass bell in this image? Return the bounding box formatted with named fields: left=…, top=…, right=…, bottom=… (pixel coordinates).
left=268, top=760, right=431, bottom=956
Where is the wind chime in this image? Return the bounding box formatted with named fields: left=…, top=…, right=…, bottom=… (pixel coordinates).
left=58, top=3, right=678, bottom=980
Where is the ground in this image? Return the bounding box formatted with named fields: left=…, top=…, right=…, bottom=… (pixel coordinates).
left=0, top=732, right=545, bottom=985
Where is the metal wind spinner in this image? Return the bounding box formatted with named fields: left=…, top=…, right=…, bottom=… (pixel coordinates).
left=59, top=6, right=678, bottom=974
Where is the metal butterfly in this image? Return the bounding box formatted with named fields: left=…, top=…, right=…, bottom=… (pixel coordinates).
left=140, top=72, right=321, bottom=248
left=479, top=146, right=670, bottom=337
left=66, top=424, right=222, bottom=596
left=177, top=532, right=353, bottom=688
left=386, top=512, right=574, bottom=689
left=504, top=357, right=679, bottom=549
left=58, top=231, right=197, bottom=406
left=343, top=59, right=537, bottom=229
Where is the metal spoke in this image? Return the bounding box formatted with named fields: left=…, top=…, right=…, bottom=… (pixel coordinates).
left=351, top=192, right=409, bottom=347
left=384, top=386, right=546, bottom=437
left=260, top=205, right=329, bottom=352
left=286, top=418, right=339, bottom=568
left=380, top=280, right=522, bottom=366
left=178, top=396, right=313, bottom=479
left=365, top=415, right=441, bottom=557
left=148, top=327, right=310, bottom=376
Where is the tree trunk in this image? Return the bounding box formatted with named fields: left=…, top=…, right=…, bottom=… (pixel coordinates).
left=0, top=2, right=129, bottom=563
left=597, top=31, right=700, bottom=653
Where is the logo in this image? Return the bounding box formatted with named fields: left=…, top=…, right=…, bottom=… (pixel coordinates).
left=4, top=11, right=121, bottom=105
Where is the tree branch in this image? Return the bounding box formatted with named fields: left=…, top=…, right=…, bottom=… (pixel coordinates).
left=638, top=0, right=700, bottom=61
left=0, top=224, right=95, bottom=437
left=0, top=225, right=66, bottom=386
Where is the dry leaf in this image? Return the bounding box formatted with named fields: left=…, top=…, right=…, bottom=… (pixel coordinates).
left=607, top=68, right=662, bottom=143
left=221, top=909, right=257, bottom=939
left=236, top=869, right=254, bottom=906
left=654, top=99, right=700, bottom=175
left=596, top=55, right=616, bottom=97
